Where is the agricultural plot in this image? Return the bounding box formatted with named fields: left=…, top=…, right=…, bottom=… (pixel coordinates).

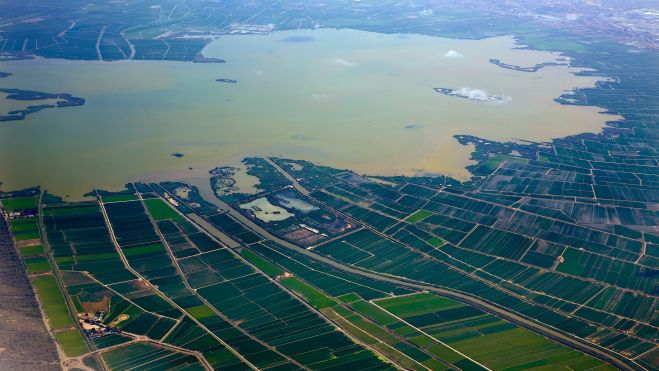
left=104, top=200, right=161, bottom=246
left=39, top=196, right=244, bottom=368
left=249, top=242, right=410, bottom=300
left=312, top=190, right=400, bottom=232
left=169, top=182, right=639, bottom=370
left=264, top=155, right=657, bottom=362
left=43, top=202, right=136, bottom=283
left=55, top=330, right=88, bottom=357
left=348, top=298, right=486, bottom=370
left=42, top=200, right=182, bottom=349
left=459, top=225, right=533, bottom=260
left=1, top=195, right=37, bottom=211
left=144, top=198, right=182, bottom=221
left=208, top=213, right=263, bottom=245
left=188, top=252, right=392, bottom=369
left=557, top=247, right=658, bottom=295
left=322, top=304, right=452, bottom=371
left=104, top=191, right=393, bottom=369
left=9, top=217, right=40, bottom=241
left=100, top=342, right=205, bottom=370
left=32, top=275, right=76, bottom=330
left=406, top=210, right=433, bottom=223
left=375, top=294, right=613, bottom=370
left=315, top=229, right=419, bottom=270
left=280, top=276, right=337, bottom=309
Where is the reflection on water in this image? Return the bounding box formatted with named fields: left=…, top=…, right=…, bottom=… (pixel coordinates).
left=0, top=29, right=616, bottom=199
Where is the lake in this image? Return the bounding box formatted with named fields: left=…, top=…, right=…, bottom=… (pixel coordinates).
left=0, top=28, right=614, bottom=198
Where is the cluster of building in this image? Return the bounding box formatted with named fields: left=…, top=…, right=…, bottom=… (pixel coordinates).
left=163, top=192, right=180, bottom=207
left=274, top=272, right=293, bottom=281
left=2, top=208, right=37, bottom=221
left=228, top=23, right=276, bottom=35
left=78, top=311, right=120, bottom=339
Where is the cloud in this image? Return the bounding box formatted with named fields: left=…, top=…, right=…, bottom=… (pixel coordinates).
left=455, top=87, right=490, bottom=100
left=444, top=50, right=463, bottom=59
left=454, top=87, right=512, bottom=103
left=566, top=13, right=580, bottom=21
left=333, top=58, right=357, bottom=67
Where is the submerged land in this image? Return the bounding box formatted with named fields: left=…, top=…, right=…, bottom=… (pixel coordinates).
left=0, top=1, right=657, bottom=370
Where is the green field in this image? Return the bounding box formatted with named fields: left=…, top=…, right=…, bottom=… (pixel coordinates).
left=239, top=248, right=284, bottom=277
left=1, top=196, right=37, bottom=211
left=556, top=248, right=584, bottom=275
left=342, top=299, right=478, bottom=369
left=33, top=275, right=75, bottom=329
left=322, top=305, right=438, bottom=371
left=186, top=304, right=216, bottom=321
left=55, top=330, right=89, bottom=357
left=337, top=293, right=362, bottom=304
left=425, top=236, right=445, bottom=247
left=123, top=243, right=166, bottom=257
left=376, top=294, right=612, bottom=370
left=280, top=276, right=337, bottom=309
left=19, top=244, right=45, bottom=257
left=10, top=218, right=40, bottom=240
left=406, top=210, right=433, bottom=223
left=25, top=256, right=51, bottom=274
left=479, top=154, right=529, bottom=172
left=101, top=342, right=205, bottom=370
left=144, top=198, right=180, bottom=220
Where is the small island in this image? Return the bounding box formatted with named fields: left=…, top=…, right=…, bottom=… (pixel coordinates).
left=0, top=88, right=85, bottom=121
left=216, top=78, right=238, bottom=84
left=0, top=51, right=34, bottom=61
left=209, top=166, right=241, bottom=195
left=193, top=54, right=226, bottom=63
left=489, top=58, right=565, bottom=72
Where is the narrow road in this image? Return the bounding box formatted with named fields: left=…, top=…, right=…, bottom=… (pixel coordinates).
left=263, top=157, right=310, bottom=196
left=96, top=26, right=107, bottom=61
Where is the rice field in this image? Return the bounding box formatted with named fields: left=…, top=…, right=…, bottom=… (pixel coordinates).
left=375, top=293, right=614, bottom=370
